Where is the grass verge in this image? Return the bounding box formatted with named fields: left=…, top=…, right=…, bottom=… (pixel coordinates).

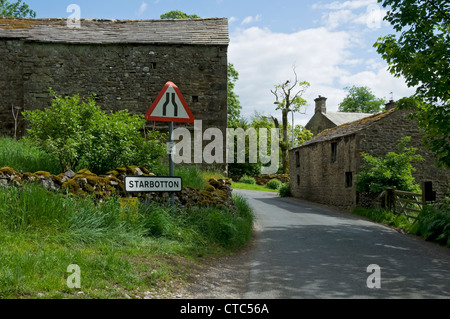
left=231, top=182, right=278, bottom=193
left=0, top=183, right=254, bottom=299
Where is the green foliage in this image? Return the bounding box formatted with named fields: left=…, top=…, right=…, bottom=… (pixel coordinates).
left=352, top=206, right=412, bottom=230
left=239, top=175, right=256, bottom=185
left=374, top=0, right=449, bottom=169
left=413, top=201, right=450, bottom=247
left=160, top=10, right=200, bottom=19
left=278, top=183, right=291, bottom=197
left=267, top=178, right=282, bottom=190
left=227, top=63, right=243, bottom=128
left=0, top=0, right=35, bottom=18
left=356, top=137, right=424, bottom=194
left=292, top=124, right=313, bottom=146
left=338, top=86, right=386, bottom=113
left=0, top=137, right=61, bottom=174
left=23, top=91, right=166, bottom=175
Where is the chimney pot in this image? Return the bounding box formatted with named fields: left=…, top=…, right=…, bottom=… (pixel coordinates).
left=314, top=96, right=327, bottom=114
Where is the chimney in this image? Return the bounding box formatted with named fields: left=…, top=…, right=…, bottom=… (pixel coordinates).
left=315, top=95, right=327, bottom=114
left=385, top=99, right=396, bottom=110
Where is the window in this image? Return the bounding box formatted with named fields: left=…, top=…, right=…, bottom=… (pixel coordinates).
left=150, top=62, right=157, bottom=69
left=331, top=142, right=338, bottom=163
left=345, top=172, right=353, bottom=188
left=192, top=96, right=199, bottom=103
left=295, top=151, right=300, bottom=167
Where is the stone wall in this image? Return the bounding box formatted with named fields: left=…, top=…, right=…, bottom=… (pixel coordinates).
left=0, top=39, right=228, bottom=147
left=289, top=134, right=358, bottom=211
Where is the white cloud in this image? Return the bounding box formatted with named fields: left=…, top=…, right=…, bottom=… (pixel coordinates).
left=229, top=26, right=355, bottom=121
left=228, top=25, right=413, bottom=125
left=314, top=0, right=376, bottom=11
left=241, top=14, right=262, bottom=25
left=229, top=16, right=238, bottom=24
left=137, top=2, right=148, bottom=16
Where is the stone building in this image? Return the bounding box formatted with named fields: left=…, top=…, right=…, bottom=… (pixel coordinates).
left=0, top=17, right=229, bottom=144
left=305, top=95, right=374, bottom=135
left=289, top=102, right=449, bottom=212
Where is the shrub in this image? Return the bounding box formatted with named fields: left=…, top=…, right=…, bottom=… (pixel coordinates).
left=414, top=201, right=450, bottom=247
left=239, top=175, right=256, bottom=184
left=23, top=90, right=166, bottom=174
left=356, top=136, right=423, bottom=194
left=279, top=183, right=291, bottom=197
left=267, top=178, right=282, bottom=190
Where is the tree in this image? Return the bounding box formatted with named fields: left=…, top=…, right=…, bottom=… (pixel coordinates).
left=338, top=86, right=385, bottom=113
left=356, top=136, right=424, bottom=194
left=227, top=63, right=243, bottom=128
left=271, top=67, right=310, bottom=174
left=160, top=10, right=200, bottom=19
left=374, top=0, right=449, bottom=168
left=0, top=0, right=35, bottom=18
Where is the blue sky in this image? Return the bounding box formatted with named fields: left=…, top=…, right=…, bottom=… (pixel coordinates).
left=26, top=0, right=415, bottom=125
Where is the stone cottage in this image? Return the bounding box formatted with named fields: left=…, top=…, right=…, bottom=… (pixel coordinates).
left=289, top=102, right=449, bottom=211
left=305, top=95, right=374, bottom=135
left=0, top=17, right=229, bottom=146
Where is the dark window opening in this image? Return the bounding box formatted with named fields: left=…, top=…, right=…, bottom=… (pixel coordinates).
left=345, top=172, right=353, bottom=188
left=295, top=151, right=300, bottom=167
left=192, top=96, right=199, bottom=103
left=150, top=62, right=157, bottom=69
left=331, top=142, right=338, bottom=163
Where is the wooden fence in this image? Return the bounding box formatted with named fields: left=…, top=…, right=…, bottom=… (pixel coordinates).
left=383, top=181, right=436, bottom=221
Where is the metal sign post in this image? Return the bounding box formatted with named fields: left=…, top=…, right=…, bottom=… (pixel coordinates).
left=169, top=121, right=175, bottom=209
left=145, top=81, right=195, bottom=212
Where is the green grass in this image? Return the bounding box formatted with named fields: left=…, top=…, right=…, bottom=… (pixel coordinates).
left=0, top=182, right=254, bottom=299
left=0, top=136, right=61, bottom=174
left=155, top=165, right=225, bottom=190
left=231, top=182, right=279, bottom=193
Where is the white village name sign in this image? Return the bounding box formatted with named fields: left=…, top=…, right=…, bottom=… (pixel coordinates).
left=124, top=176, right=182, bottom=193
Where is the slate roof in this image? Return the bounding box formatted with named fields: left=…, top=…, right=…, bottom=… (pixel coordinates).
left=0, top=17, right=229, bottom=45
left=323, top=111, right=374, bottom=126
left=298, top=109, right=396, bottom=148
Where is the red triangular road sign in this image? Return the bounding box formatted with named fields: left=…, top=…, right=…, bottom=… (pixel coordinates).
left=145, top=81, right=195, bottom=123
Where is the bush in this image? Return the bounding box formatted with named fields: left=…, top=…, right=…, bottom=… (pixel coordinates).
left=267, top=178, right=282, bottom=190
left=278, top=183, right=291, bottom=197
left=414, top=201, right=450, bottom=247
left=23, top=90, right=166, bottom=174
left=356, top=136, right=423, bottom=194
left=239, top=175, right=256, bottom=184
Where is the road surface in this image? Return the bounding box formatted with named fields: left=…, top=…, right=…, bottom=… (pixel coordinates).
left=185, top=189, right=450, bottom=299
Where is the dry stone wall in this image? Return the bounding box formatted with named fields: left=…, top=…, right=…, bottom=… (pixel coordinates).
left=0, top=166, right=235, bottom=210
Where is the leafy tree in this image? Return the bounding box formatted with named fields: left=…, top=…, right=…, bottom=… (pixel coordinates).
left=0, top=0, right=36, bottom=18
left=160, top=10, right=200, bottom=19
left=356, top=136, right=424, bottom=194
left=338, top=86, right=385, bottom=113
left=227, top=63, right=243, bottom=128
left=23, top=91, right=166, bottom=174
left=291, top=124, right=313, bottom=146
left=374, top=0, right=449, bottom=168
left=271, top=67, right=310, bottom=173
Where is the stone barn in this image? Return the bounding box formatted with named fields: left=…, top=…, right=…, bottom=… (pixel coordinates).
left=289, top=103, right=449, bottom=212
left=0, top=17, right=229, bottom=157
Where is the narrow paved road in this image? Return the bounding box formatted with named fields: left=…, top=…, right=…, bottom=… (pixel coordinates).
left=186, top=189, right=450, bottom=299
